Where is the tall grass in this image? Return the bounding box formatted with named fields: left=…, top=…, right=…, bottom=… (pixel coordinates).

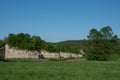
left=0, top=60, right=120, bottom=80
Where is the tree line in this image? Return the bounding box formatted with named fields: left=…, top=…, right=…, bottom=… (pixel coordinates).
left=0, top=26, right=120, bottom=61
left=2, top=33, right=80, bottom=54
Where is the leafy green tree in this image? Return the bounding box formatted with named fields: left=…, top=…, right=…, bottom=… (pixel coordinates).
left=0, top=40, right=5, bottom=48
left=45, top=44, right=59, bottom=52
left=87, top=29, right=101, bottom=40
left=30, top=36, right=43, bottom=51
left=86, top=26, right=119, bottom=61
left=100, top=26, right=113, bottom=40
left=6, top=33, right=16, bottom=47
left=6, top=33, right=44, bottom=52
left=16, top=33, right=31, bottom=49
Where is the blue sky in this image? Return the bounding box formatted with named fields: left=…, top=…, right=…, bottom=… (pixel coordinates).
left=0, top=0, right=120, bottom=42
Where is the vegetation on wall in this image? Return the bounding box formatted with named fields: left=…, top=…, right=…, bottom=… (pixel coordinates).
left=5, top=33, right=81, bottom=54
left=44, top=43, right=81, bottom=54
left=6, top=33, right=45, bottom=52
left=55, top=40, right=87, bottom=54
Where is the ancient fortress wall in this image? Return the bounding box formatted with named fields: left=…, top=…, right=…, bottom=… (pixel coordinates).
left=5, top=44, right=83, bottom=59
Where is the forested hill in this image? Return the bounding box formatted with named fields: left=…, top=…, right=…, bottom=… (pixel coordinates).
left=55, top=40, right=87, bottom=49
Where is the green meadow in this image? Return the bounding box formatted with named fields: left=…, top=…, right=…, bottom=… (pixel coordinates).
left=0, top=59, right=120, bottom=80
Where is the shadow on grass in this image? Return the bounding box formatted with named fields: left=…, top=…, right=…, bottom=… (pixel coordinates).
left=4, top=58, right=45, bottom=62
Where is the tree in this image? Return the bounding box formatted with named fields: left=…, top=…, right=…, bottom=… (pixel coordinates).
left=0, top=40, right=5, bottom=48
left=30, top=36, right=43, bottom=51
left=45, top=44, right=60, bottom=52
left=87, top=29, right=101, bottom=40
left=86, top=26, right=119, bottom=61
left=6, top=33, right=16, bottom=47
left=100, top=26, right=113, bottom=40
left=16, top=33, right=31, bottom=49
left=6, top=33, right=45, bottom=51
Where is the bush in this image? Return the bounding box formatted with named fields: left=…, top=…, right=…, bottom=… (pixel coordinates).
left=0, top=54, right=4, bottom=61
left=110, top=54, right=120, bottom=58
left=86, top=53, right=109, bottom=61
left=86, top=48, right=110, bottom=61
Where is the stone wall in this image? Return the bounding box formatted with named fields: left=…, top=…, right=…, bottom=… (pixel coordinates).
left=5, top=44, right=83, bottom=59
left=5, top=44, right=39, bottom=59
left=41, top=51, right=82, bottom=58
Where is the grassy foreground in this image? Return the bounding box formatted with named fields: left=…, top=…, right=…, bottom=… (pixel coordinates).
left=0, top=60, right=120, bottom=80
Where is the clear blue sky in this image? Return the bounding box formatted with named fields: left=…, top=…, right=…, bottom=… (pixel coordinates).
left=0, top=0, right=120, bottom=42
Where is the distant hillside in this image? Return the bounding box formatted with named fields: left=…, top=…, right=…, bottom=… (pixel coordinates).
left=55, top=40, right=87, bottom=49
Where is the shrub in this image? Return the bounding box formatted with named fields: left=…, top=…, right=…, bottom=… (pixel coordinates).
left=86, top=48, right=110, bottom=61
left=0, top=53, right=4, bottom=61
left=86, top=53, right=109, bottom=61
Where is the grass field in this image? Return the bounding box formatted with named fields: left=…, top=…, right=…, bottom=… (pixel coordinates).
left=0, top=59, right=120, bottom=80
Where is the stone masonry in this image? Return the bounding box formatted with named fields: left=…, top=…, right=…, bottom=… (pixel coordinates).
left=5, top=44, right=83, bottom=59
